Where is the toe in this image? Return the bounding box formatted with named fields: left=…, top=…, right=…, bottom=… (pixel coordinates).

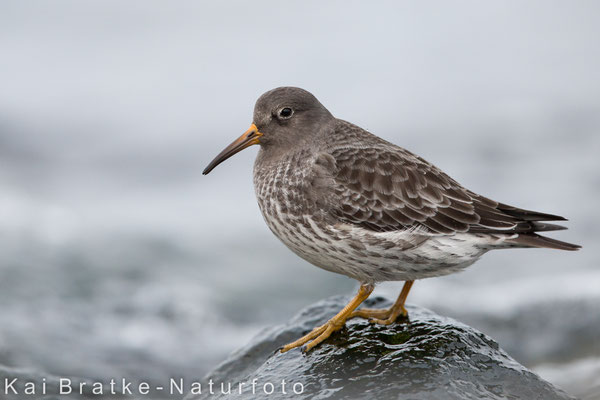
left=304, top=325, right=335, bottom=352
left=369, top=316, right=395, bottom=325
left=350, top=308, right=390, bottom=320
left=280, top=323, right=328, bottom=353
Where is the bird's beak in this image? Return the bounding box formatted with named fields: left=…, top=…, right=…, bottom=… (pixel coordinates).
left=202, top=124, right=263, bottom=175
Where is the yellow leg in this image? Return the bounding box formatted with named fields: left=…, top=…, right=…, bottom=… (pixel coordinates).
left=350, top=280, right=414, bottom=325
left=280, top=284, right=374, bottom=353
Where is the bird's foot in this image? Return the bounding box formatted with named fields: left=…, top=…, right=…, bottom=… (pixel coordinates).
left=351, top=280, right=414, bottom=325
left=279, top=283, right=374, bottom=353
left=349, top=307, right=390, bottom=320
left=350, top=304, right=408, bottom=325
left=369, top=304, right=408, bottom=325
left=280, top=318, right=345, bottom=353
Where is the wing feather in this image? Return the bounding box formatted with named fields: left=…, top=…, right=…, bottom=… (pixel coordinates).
left=317, top=145, right=567, bottom=236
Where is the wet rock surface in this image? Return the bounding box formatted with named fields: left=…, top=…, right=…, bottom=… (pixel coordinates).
left=189, top=296, right=574, bottom=400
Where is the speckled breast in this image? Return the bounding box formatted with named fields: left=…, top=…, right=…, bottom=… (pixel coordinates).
left=252, top=149, right=358, bottom=276
left=253, top=149, right=320, bottom=246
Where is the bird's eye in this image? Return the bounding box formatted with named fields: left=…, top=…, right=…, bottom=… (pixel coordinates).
left=278, top=107, right=293, bottom=119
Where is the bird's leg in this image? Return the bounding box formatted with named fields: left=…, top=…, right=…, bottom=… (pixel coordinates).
left=280, top=283, right=374, bottom=353
left=350, top=280, right=414, bottom=325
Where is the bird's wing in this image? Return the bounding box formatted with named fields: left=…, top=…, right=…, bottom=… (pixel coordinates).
left=313, top=146, right=566, bottom=235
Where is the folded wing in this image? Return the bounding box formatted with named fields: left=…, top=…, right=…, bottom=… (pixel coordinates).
left=314, top=146, right=579, bottom=250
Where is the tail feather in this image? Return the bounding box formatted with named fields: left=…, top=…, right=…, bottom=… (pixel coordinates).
left=507, top=234, right=581, bottom=251
left=530, top=222, right=568, bottom=232
left=497, top=203, right=568, bottom=222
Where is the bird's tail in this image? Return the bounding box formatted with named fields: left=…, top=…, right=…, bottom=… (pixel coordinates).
left=506, top=233, right=581, bottom=251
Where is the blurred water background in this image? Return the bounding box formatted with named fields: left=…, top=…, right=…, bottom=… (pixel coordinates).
left=0, top=1, right=599, bottom=399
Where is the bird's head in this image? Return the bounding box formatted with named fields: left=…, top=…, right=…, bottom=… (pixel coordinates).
left=202, top=87, right=333, bottom=175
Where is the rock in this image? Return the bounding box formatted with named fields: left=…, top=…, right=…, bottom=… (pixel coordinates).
left=187, top=296, right=574, bottom=400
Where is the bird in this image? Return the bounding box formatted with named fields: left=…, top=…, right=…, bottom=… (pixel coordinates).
left=202, top=87, right=580, bottom=353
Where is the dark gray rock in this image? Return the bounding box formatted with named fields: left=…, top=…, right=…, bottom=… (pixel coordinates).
left=188, top=296, right=574, bottom=400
